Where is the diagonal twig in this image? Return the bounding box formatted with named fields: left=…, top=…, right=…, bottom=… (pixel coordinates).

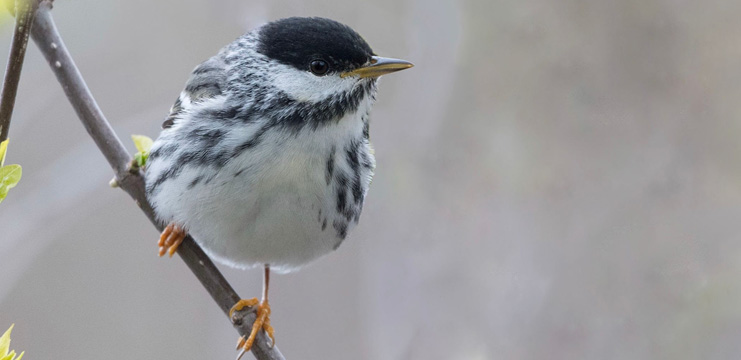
left=28, top=1, right=285, bottom=359
left=0, top=0, right=40, bottom=142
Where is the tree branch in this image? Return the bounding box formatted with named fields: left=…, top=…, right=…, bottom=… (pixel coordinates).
left=0, top=0, right=40, bottom=142
left=29, top=2, right=285, bottom=359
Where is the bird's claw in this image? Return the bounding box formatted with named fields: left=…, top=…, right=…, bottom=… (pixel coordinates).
left=229, top=298, right=259, bottom=319
left=232, top=298, right=275, bottom=358
left=158, top=223, right=186, bottom=257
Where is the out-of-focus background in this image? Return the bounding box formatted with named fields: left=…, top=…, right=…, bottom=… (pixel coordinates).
left=2, top=0, right=741, bottom=359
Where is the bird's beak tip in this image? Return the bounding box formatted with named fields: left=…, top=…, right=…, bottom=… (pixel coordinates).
left=342, top=56, right=414, bottom=78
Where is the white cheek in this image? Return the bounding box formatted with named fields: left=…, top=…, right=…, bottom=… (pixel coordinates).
left=271, top=64, right=357, bottom=102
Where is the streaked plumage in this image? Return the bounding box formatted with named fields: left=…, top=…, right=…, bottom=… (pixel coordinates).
left=145, top=18, right=381, bottom=273
left=145, top=17, right=412, bottom=355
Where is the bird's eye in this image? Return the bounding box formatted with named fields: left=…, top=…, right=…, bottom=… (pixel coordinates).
left=310, top=59, right=329, bottom=75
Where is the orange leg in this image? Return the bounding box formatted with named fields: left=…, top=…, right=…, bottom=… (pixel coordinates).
left=158, top=223, right=186, bottom=257
left=232, top=265, right=275, bottom=359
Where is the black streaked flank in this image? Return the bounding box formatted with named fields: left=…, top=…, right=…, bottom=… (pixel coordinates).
left=336, top=184, right=347, bottom=215
left=333, top=220, right=348, bottom=241
left=345, top=140, right=362, bottom=204
left=148, top=166, right=177, bottom=194
left=360, top=149, right=373, bottom=170
left=362, top=117, right=369, bottom=139
left=149, top=142, right=177, bottom=161
left=188, top=175, right=204, bottom=189
left=325, top=146, right=335, bottom=185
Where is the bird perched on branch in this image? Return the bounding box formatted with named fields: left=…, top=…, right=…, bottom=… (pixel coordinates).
left=144, top=17, right=412, bottom=357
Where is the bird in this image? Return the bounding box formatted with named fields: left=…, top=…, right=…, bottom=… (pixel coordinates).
left=144, top=16, right=412, bottom=357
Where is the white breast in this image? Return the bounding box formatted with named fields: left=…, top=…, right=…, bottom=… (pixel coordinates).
left=146, top=97, right=374, bottom=273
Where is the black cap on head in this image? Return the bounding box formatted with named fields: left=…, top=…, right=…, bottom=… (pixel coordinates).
left=257, top=17, right=375, bottom=74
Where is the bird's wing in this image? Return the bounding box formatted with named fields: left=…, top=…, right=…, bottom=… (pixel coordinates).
left=162, top=54, right=228, bottom=129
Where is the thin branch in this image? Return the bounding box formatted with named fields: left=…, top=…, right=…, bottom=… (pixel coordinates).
left=0, top=0, right=40, bottom=142
left=29, top=2, right=285, bottom=359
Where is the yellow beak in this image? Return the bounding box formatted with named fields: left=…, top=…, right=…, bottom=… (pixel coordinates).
left=341, top=56, right=414, bottom=78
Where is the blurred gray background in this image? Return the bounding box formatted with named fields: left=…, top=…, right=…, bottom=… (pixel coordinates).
left=2, top=0, right=741, bottom=359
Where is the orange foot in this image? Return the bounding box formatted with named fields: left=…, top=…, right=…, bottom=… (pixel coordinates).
left=230, top=298, right=275, bottom=359
left=158, top=223, right=186, bottom=257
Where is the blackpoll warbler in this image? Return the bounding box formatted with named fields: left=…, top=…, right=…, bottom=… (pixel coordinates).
left=144, top=17, right=412, bottom=356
